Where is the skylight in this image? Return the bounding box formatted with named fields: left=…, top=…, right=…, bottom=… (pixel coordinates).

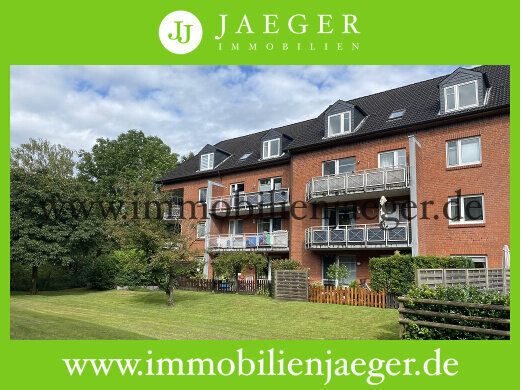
left=388, top=109, right=405, bottom=120
left=239, top=152, right=252, bottom=161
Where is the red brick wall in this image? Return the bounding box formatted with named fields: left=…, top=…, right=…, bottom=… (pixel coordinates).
left=289, top=133, right=411, bottom=281
left=160, top=113, right=510, bottom=281
left=414, top=114, right=510, bottom=267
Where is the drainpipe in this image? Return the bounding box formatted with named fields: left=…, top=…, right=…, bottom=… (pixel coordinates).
left=205, top=180, right=225, bottom=277
left=408, top=135, right=422, bottom=257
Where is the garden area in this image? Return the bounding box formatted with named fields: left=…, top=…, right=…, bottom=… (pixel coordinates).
left=10, top=288, right=399, bottom=340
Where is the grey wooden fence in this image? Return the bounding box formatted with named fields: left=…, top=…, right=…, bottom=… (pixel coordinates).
left=272, top=270, right=308, bottom=301
left=415, top=268, right=510, bottom=294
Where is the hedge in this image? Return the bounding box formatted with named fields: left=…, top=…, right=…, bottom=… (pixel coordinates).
left=402, top=285, right=510, bottom=340
left=369, top=253, right=474, bottom=295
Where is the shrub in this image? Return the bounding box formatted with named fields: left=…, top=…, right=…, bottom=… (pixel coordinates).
left=402, top=285, right=510, bottom=340
left=326, top=263, right=350, bottom=287
left=113, top=249, right=151, bottom=287
left=369, top=253, right=474, bottom=295
left=271, top=259, right=302, bottom=270
left=310, top=281, right=324, bottom=289
left=89, top=254, right=118, bottom=290
left=348, top=280, right=360, bottom=289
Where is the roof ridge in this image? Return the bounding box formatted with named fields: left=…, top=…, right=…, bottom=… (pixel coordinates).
left=347, top=65, right=483, bottom=104
left=214, top=117, right=316, bottom=147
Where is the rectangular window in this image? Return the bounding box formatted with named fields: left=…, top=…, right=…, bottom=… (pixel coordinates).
left=197, top=221, right=206, bottom=238
left=262, top=138, right=281, bottom=159
left=322, top=157, right=356, bottom=175
left=448, top=194, right=485, bottom=224
left=446, top=136, right=481, bottom=167
left=378, top=149, right=406, bottom=168
left=451, top=255, right=488, bottom=269
left=323, top=205, right=356, bottom=227
left=257, top=217, right=282, bottom=233
left=229, top=219, right=244, bottom=235
left=198, top=187, right=207, bottom=203
left=259, top=177, right=282, bottom=191
left=444, top=80, right=478, bottom=112
left=200, top=153, right=214, bottom=171
left=327, top=111, right=351, bottom=137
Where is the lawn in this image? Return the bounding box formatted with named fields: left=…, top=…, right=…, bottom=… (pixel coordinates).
left=10, top=289, right=399, bottom=340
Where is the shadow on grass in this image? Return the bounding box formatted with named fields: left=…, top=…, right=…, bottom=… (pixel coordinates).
left=10, top=288, right=103, bottom=297
left=11, top=309, right=155, bottom=340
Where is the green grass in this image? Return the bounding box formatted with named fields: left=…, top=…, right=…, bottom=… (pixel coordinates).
left=10, top=289, right=399, bottom=340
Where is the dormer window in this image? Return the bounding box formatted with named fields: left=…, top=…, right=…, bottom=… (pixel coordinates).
left=327, top=111, right=351, bottom=137
left=444, top=80, right=478, bottom=112
left=200, top=153, right=214, bottom=171
left=262, top=138, right=280, bottom=159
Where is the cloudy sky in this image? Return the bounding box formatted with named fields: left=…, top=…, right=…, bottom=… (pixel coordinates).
left=10, top=65, right=465, bottom=157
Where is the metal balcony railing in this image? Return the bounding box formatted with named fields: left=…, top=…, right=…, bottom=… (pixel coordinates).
left=305, top=166, right=410, bottom=201
left=209, top=188, right=290, bottom=214
left=208, top=230, right=289, bottom=252
left=163, top=205, right=182, bottom=220
left=305, top=222, right=411, bottom=249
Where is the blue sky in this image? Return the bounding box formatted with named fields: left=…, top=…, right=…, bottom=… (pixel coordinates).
left=10, top=65, right=465, bottom=156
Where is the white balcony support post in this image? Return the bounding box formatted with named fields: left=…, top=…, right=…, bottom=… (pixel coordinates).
left=408, top=135, right=421, bottom=256
left=205, top=180, right=225, bottom=275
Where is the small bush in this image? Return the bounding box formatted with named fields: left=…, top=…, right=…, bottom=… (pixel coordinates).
left=369, top=253, right=474, bottom=295
left=113, top=249, right=151, bottom=287
left=271, top=259, right=302, bottom=270
left=89, top=255, right=118, bottom=290
left=402, top=285, right=510, bottom=340
left=310, top=281, right=324, bottom=289
left=348, top=280, right=360, bottom=289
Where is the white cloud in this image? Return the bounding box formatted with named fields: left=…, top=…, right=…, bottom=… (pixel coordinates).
left=10, top=65, right=465, bottom=156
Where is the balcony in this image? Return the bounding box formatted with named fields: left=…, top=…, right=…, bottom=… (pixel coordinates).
left=208, top=230, right=289, bottom=252
left=305, top=166, right=410, bottom=203
left=162, top=196, right=183, bottom=221
left=305, top=222, right=411, bottom=249
left=162, top=205, right=182, bottom=221
left=209, top=189, right=290, bottom=216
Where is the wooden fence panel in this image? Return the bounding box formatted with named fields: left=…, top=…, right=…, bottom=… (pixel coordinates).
left=308, top=286, right=387, bottom=308
left=415, top=268, right=510, bottom=294
left=273, top=270, right=309, bottom=301
left=176, top=277, right=271, bottom=295
left=398, top=296, right=510, bottom=339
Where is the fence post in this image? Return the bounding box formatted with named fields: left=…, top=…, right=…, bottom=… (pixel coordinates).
left=398, top=299, right=405, bottom=339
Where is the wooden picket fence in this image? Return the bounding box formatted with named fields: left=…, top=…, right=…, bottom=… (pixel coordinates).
left=308, top=286, right=387, bottom=308
left=176, top=277, right=271, bottom=295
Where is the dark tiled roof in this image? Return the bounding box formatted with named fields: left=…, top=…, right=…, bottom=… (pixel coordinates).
left=157, top=65, right=509, bottom=184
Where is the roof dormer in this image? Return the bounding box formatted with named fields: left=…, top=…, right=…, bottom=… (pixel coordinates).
left=260, top=129, right=292, bottom=160
left=324, top=100, right=365, bottom=138
left=439, top=68, right=487, bottom=114
left=198, top=144, right=230, bottom=171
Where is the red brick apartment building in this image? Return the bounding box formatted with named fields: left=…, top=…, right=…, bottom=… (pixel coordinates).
left=156, top=65, right=510, bottom=285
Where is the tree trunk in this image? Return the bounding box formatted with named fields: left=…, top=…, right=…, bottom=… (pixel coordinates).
left=235, top=273, right=240, bottom=294
left=167, top=280, right=175, bottom=306
left=30, top=266, right=38, bottom=295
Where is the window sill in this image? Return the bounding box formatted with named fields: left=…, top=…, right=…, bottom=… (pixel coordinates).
left=446, top=163, right=482, bottom=171
left=448, top=223, right=486, bottom=229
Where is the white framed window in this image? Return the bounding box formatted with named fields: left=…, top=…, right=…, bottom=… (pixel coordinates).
left=196, top=221, right=206, bottom=238
left=257, top=217, right=282, bottom=233
left=200, top=153, right=214, bottom=171
left=230, top=182, right=245, bottom=196
left=198, top=187, right=207, bottom=203
left=451, top=255, right=488, bottom=269
left=444, top=80, right=479, bottom=112
left=446, top=136, right=481, bottom=167
left=378, top=149, right=406, bottom=168
left=448, top=194, right=485, bottom=224
left=229, top=219, right=244, bottom=235
left=262, top=138, right=281, bottom=159
left=327, top=111, right=351, bottom=137
left=322, top=157, right=356, bottom=175
left=259, top=177, right=282, bottom=191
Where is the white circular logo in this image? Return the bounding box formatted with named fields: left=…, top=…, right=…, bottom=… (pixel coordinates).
left=159, top=11, right=203, bottom=54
